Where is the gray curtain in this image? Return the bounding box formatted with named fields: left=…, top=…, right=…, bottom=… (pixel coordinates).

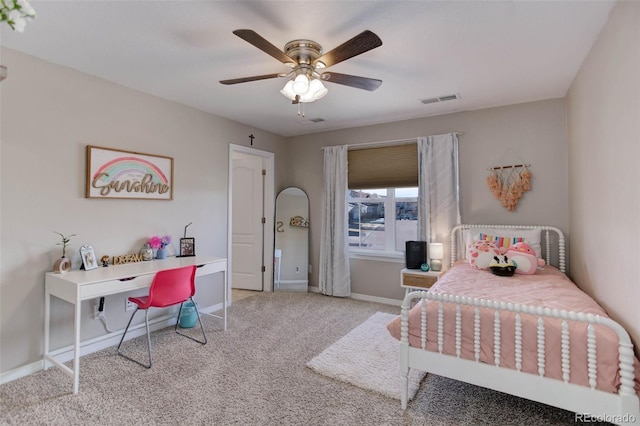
left=319, top=145, right=351, bottom=297
left=417, top=134, right=461, bottom=268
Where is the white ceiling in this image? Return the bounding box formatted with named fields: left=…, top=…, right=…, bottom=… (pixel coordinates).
left=0, top=1, right=615, bottom=137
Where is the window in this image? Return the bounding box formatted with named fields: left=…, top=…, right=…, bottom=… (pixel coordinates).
left=348, top=187, right=418, bottom=256
left=346, top=141, right=419, bottom=259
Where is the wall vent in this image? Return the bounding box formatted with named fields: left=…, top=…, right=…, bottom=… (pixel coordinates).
left=420, top=93, right=460, bottom=105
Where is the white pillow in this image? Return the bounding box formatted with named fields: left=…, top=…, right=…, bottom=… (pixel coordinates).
left=463, top=227, right=542, bottom=259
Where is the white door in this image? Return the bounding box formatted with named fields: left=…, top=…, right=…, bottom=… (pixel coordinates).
left=232, top=156, right=264, bottom=290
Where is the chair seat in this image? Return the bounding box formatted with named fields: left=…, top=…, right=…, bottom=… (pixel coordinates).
left=128, top=296, right=150, bottom=308
left=129, top=295, right=190, bottom=309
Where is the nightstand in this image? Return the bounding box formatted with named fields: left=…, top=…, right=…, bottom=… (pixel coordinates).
left=401, top=268, right=442, bottom=297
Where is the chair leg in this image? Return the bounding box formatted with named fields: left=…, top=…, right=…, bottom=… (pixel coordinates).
left=175, top=297, right=207, bottom=345
left=174, top=302, right=184, bottom=333
left=117, top=307, right=137, bottom=352
left=117, top=307, right=153, bottom=368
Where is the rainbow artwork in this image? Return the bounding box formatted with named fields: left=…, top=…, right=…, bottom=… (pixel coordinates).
left=94, top=156, right=168, bottom=185
left=87, top=147, right=173, bottom=200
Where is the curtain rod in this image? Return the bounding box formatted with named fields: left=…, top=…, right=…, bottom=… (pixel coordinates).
left=321, top=132, right=464, bottom=150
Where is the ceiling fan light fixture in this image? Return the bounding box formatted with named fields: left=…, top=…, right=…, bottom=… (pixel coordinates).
left=307, top=78, right=328, bottom=100
left=292, top=74, right=310, bottom=95
left=282, top=77, right=328, bottom=103
left=280, top=80, right=297, bottom=101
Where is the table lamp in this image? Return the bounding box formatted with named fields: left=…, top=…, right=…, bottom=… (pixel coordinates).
left=429, top=243, right=444, bottom=272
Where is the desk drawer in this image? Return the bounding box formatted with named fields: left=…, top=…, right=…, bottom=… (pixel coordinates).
left=80, top=274, right=154, bottom=299
left=195, top=260, right=226, bottom=277
left=402, top=273, right=437, bottom=289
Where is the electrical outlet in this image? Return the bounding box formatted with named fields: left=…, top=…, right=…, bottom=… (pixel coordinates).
left=93, top=298, right=105, bottom=320
left=93, top=300, right=100, bottom=320
left=125, top=299, right=136, bottom=312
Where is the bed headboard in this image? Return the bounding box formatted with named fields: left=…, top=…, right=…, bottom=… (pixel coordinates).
left=450, top=224, right=566, bottom=273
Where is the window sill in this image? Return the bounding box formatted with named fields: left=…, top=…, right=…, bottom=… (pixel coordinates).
left=349, top=251, right=405, bottom=263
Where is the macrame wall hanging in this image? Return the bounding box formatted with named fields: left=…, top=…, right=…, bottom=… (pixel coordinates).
left=486, top=163, right=532, bottom=211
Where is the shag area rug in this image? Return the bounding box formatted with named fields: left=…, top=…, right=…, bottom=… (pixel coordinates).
left=307, top=311, right=426, bottom=400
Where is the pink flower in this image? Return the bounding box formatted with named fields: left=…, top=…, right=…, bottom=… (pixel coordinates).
left=148, top=235, right=171, bottom=249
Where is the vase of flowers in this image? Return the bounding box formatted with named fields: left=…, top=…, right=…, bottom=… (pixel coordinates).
left=149, top=235, right=171, bottom=259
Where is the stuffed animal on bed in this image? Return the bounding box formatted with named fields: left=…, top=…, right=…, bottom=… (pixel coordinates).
left=467, top=240, right=502, bottom=269
left=504, top=242, right=545, bottom=274
left=489, top=255, right=516, bottom=276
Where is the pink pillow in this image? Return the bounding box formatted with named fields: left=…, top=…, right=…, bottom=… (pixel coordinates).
left=467, top=240, right=501, bottom=270
left=505, top=242, right=545, bottom=274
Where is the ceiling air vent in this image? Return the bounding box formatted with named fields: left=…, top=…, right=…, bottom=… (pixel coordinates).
left=420, top=93, right=460, bottom=105
left=296, top=117, right=326, bottom=126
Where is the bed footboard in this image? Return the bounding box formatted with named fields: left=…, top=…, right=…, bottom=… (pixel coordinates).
left=399, top=290, right=640, bottom=425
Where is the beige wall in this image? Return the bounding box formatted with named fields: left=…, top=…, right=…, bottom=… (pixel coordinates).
left=0, top=48, right=287, bottom=373
left=566, top=1, right=640, bottom=350
left=287, top=98, right=569, bottom=300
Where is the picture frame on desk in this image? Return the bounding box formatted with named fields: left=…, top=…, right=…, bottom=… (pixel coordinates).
left=179, top=238, right=195, bottom=257
left=79, top=245, right=98, bottom=270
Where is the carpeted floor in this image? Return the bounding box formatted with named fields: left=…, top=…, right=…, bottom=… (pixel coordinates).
left=0, top=292, right=583, bottom=425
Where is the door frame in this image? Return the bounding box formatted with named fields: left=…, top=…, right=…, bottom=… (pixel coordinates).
left=227, top=144, right=275, bottom=303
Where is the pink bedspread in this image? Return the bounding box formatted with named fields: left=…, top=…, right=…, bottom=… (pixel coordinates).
left=387, top=261, right=640, bottom=395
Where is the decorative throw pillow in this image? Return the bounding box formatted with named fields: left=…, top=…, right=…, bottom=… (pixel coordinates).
left=464, top=228, right=542, bottom=259
left=505, top=242, right=546, bottom=274
left=467, top=240, right=501, bottom=270
left=478, top=233, right=524, bottom=252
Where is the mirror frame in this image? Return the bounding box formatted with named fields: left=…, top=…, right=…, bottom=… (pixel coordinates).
left=274, top=187, right=309, bottom=292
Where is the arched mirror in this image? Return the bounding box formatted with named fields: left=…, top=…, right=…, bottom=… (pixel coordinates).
left=274, top=187, right=309, bottom=292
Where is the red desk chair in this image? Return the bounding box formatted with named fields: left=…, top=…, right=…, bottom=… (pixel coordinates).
left=117, top=265, right=207, bottom=368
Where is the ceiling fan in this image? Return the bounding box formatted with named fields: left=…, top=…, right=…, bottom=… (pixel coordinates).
left=220, top=29, right=383, bottom=105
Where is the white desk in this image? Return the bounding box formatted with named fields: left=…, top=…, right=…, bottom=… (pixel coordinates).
left=44, top=255, right=227, bottom=394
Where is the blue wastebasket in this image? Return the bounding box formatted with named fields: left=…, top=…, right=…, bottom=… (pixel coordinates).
left=179, top=301, right=197, bottom=328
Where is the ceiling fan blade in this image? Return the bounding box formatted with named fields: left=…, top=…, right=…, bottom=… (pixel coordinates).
left=321, top=72, right=382, bottom=91
left=233, top=29, right=296, bottom=66
left=314, top=30, right=382, bottom=68
left=220, top=73, right=282, bottom=85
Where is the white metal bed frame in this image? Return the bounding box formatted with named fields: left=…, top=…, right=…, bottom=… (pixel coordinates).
left=399, top=225, right=639, bottom=424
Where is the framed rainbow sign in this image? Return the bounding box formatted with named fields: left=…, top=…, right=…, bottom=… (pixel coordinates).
left=86, top=146, right=174, bottom=200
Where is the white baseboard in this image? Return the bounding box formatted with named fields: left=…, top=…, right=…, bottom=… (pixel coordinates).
left=308, top=285, right=401, bottom=307
left=0, top=360, right=44, bottom=385
left=349, top=292, right=402, bottom=307
left=0, top=302, right=223, bottom=386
